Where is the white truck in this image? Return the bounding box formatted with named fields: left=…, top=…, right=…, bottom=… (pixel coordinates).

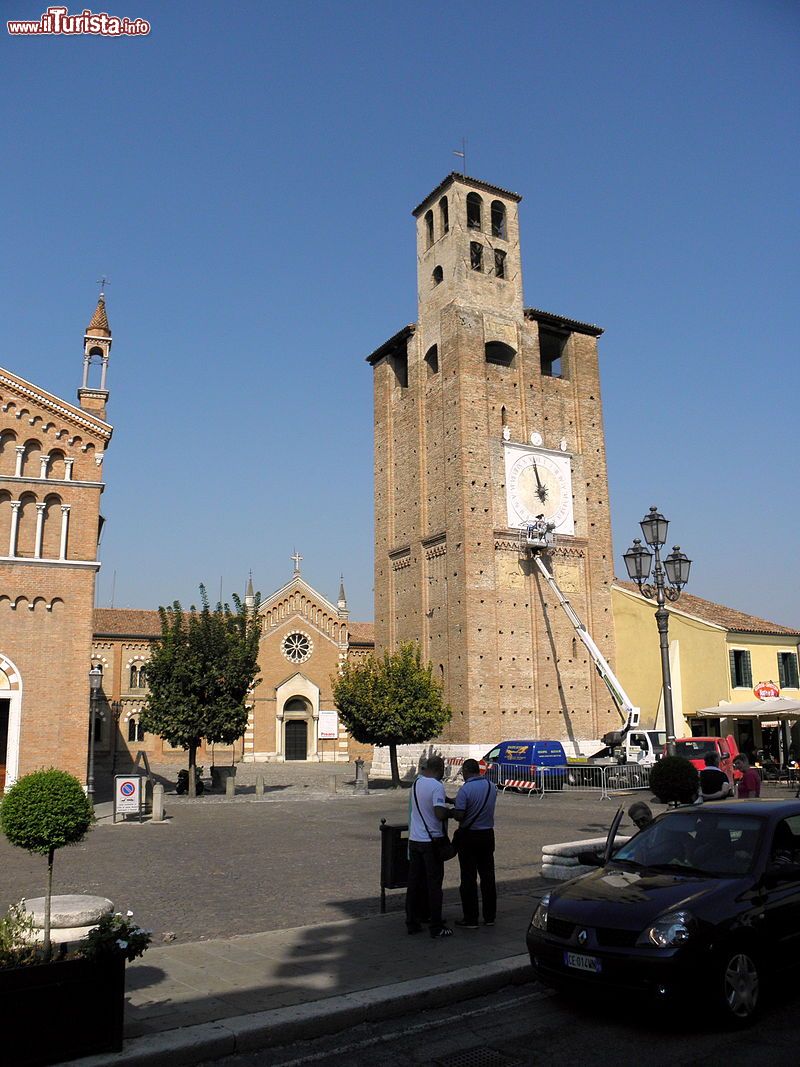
left=524, top=519, right=663, bottom=768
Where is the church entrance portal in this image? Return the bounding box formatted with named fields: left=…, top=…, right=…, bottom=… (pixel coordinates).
left=285, top=720, right=308, bottom=761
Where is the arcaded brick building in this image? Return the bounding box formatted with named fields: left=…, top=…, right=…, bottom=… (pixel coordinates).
left=368, top=174, right=619, bottom=756
left=0, top=296, right=113, bottom=789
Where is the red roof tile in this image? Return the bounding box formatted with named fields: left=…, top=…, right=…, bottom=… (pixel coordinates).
left=614, top=581, right=800, bottom=637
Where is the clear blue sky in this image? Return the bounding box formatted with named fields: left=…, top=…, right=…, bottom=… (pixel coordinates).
left=2, top=0, right=798, bottom=626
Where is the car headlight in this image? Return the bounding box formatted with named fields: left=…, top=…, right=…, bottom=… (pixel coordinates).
left=639, top=910, right=696, bottom=948
left=530, top=893, right=550, bottom=932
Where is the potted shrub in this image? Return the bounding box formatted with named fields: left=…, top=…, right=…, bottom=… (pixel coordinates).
left=0, top=770, right=151, bottom=1066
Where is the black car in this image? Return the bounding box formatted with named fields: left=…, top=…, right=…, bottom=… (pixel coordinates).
left=527, top=799, right=800, bottom=1022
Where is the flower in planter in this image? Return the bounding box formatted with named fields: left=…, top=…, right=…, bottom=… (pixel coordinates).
left=78, top=911, right=152, bottom=964
left=0, top=899, right=38, bottom=970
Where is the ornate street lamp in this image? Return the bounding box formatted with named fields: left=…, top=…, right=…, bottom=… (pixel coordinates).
left=88, top=664, right=103, bottom=800
left=624, top=507, right=692, bottom=755
left=110, top=700, right=122, bottom=774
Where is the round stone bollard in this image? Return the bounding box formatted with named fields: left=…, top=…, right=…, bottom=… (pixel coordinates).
left=25, top=895, right=114, bottom=948
left=225, top=774, right=236, bottom=798
left=255, top=774, right=265, bottom=796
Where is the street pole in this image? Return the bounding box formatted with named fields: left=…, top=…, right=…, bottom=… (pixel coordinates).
left=623, top=509, right=691, bottom=759
left=88, top=687, right=97, bottom=800
left=652, top=543, right=676, bottom=755
left=88, top=664, right=103, bottom=802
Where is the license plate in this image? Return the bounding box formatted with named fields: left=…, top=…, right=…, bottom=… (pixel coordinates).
left=564, top=951, right=601, bottom=974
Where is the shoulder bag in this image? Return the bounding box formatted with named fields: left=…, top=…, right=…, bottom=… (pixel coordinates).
left=413, top=780, right=457, bottom=861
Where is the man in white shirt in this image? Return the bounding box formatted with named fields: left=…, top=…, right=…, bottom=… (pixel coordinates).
left=406, top=755, right=454, bottom=938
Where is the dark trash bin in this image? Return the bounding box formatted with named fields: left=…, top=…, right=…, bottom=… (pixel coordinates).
left=380, top=818, right=410, bottom=913
left=210, top=765, right=237, bottom=792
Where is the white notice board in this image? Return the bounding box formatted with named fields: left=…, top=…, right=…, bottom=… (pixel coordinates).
left=318, top=710, right=339, bottom=740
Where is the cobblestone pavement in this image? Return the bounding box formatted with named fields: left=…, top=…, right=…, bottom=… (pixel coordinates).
left=0, top=789, right=638, bottom=942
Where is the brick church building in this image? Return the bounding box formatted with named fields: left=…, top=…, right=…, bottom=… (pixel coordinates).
left=0, top=295, right=114, bottom=789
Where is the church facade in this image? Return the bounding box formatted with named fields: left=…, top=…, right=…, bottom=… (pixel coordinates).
left=368, top=174, right=619, bottom=756
left=90, top=561, right=374, bottom=768
left=0, top=296, right=113, bottom=789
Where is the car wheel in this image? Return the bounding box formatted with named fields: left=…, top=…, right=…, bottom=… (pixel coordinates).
left=717, top=947, right=760, bottom=1024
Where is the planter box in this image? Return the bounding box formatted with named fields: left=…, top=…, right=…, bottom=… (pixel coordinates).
left=0, top=953, right=125, bottom=1066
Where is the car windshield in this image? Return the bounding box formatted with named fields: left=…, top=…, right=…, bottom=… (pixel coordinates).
left=648, top=731, right=666, bottom=749
left=613, top=812, right=765, bottom=876
left=674, top=740, right=718, bottom=759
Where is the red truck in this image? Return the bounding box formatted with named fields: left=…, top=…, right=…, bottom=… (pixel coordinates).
left=671, top=735, right=740, bottom=785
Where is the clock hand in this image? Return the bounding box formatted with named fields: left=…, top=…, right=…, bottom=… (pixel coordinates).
left=531, top=458, right=548, bottom=502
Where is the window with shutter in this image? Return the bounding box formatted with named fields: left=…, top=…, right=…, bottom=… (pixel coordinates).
left=730, top=649, right=753, bottom=688
left=778, top=651, right=799, bottom=689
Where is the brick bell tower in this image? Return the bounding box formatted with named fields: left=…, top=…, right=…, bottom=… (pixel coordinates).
left=367, top=173, right=619, bottom=757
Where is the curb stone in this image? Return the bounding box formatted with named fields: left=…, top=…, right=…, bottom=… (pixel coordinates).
left=62, top=955, right=534, bottom=1067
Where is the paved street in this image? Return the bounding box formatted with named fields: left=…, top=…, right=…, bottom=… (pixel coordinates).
left=202, top=980, right=800, bottom=1067
left=0, top=788, right=631, bottom=942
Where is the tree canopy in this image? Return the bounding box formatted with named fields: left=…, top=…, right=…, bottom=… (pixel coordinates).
left=141, top=585, right=261, bottom=793
left=332, top=642, right=451, bottom=786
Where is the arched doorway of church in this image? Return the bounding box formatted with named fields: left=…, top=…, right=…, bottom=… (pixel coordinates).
left=284, top=698, right=311, bottom=761
left=0, top=654, right=23, bottom=792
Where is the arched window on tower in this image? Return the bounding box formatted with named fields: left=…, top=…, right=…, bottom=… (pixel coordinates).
left=439, top=196, right=449, bottom=234
left=466, top=192, right=482, bottom=230
left=432, top=265, right=443, bottom=287
left=128, top=717, right=145, bottom=743
left=485, top=342, right=516, bottom=367
left=424, top=345, right=439, bottom=375
left=491, top=200, right=507, bottom=239
left=470, top=242, right=483, bottom=272
left=424, top=210, right=434, bottom=249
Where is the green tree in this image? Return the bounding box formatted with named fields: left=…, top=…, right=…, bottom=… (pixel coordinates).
left=141, top=585, right=261, bottom=796
left=332, top=642, right=451, bottom=787
left=0, top=769, right=94, bottom=958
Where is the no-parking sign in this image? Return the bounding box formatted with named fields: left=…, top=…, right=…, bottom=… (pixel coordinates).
left=114, top=775, right=142, bottom=819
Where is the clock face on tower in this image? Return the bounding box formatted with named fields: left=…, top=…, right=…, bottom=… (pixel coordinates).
left=504, top=443, right=574, bottom=535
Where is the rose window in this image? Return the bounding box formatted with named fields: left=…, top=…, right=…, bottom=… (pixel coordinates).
left=282, top=631, right=312, bottom=663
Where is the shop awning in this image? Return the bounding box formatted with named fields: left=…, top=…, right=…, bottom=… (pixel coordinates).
left=696, top=697, right=800, bottom=719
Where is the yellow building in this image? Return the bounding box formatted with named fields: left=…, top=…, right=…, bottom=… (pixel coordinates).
left=613, top=580, right=800, bottom=757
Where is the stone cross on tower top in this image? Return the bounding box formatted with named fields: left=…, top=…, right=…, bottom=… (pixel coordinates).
left=291, top=549, right=303, bottom=575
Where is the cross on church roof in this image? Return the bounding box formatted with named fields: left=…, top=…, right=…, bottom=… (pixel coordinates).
left=291, top=549, right=303, bottom=574
left=97, top=276, right=110, bottom=296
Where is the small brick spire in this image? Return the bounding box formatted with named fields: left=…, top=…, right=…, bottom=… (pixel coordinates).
left=86, top=296, right=111, bottom=338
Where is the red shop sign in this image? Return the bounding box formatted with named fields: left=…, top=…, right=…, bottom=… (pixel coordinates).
left=754, top=681, right=781, bottom=700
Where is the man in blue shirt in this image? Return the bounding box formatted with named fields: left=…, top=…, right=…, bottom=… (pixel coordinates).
left=453, top=759, right=497, bottom=929
left=406, top=754, right=455, bottom=938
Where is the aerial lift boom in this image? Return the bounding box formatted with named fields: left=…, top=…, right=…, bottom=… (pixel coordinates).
left=524, top=519, right=640, bottom=743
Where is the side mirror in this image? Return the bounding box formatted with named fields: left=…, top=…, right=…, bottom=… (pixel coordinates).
left=577, top=851, right=603, bottom=867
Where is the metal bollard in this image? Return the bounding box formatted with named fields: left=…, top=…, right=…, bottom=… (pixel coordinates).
left=255, top=774, right=265, bottom=796
left=152, top=783, right=165, bottom=822
left=225, top=774, right=236, bottom=798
